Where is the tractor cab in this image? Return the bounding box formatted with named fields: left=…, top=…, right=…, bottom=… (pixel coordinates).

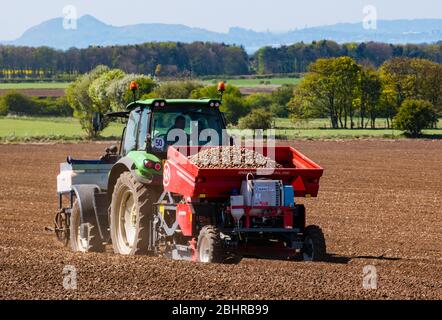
left=95, top=80, right=229, bottom=159
left=99, top=98, right=229, bottom=160
left=119, top=99, right=228, bottom=158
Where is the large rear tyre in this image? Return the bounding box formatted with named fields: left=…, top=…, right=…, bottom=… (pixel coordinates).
left=110, top=172, right=159, bottom=255
left=302, top=225, right=326, bottom=261
left=69, top=200, right=105, bottom=253
left=197, top=225, right=225, bottom=263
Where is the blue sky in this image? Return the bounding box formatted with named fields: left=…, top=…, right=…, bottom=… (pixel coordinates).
left=0, top=0, right=441, bottom=40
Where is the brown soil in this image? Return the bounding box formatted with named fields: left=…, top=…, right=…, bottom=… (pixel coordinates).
left=0, top=140, right=441, bottom=300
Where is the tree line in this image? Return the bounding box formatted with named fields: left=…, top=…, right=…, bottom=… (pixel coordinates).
left=253, top=40, right=442, bottom=74
left=2, top=56, right=440, bottom=137
left=0, top=94, right=72, bottom=117
left=0, top=42, right=249, bottom=78
left=289, top=56, right=440, bottom=134
left=2, top=40, right=442, bottom=78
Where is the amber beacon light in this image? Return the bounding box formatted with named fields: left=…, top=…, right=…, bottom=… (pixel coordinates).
left=130, top=81, right=139, bottom=102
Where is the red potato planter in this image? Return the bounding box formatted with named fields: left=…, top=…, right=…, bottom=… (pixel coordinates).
left=164, top=146, right=323, bottom=198
left=156, top=145, right=326, bottom=263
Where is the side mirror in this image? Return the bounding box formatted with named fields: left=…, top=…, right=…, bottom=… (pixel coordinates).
left=92, top=112, right=105, bottom=132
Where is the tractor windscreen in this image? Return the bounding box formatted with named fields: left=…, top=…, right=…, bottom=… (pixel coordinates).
left=150, top=105, right=226, bottom=151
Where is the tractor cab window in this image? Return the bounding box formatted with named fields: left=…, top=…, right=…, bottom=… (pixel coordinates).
left=150, top=106, right=224, bottom=152
left=137, top=108, right=150, bottom=150
left=122, top=109, right=141, bottom=155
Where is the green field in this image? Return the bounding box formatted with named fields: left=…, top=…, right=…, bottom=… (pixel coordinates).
left=0, top=78, right=301, bottom=90
left=0, top=117, right=123, bottom=142
left=0, top=82, right=70, bottom=90
left=270, top=118, right=442, bottom=139
left=1, top=116, right=440, bottom=142
left=205, top=77, right=302, bottom=87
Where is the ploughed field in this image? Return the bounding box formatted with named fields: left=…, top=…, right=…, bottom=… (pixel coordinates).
left=0, top=140, right=441, bottom=299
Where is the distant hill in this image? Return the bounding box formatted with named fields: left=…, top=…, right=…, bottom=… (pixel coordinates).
left=2, top=15, right=442, bottom=52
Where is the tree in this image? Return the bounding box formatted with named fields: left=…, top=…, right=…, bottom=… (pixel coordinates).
left=0, top=92, right=72, bottom=117
left=289, top=71, right=337, bottom=128
left=190, top=84, right=242, bottom=99
left=190, top=84, right=247, bottom=124
left=0, top=97, right=7, bottom=116
left=66, top=65, right=110, bottom=138
left=146, top=81, right=202, bottom=99
left=422, top=61, right=442, bottom=115
left=0, top=92, right=37, bottom=115
left=271, top=84, right=296, bottom=105
left=88, top=68, right=125, bottom=116
left=332, top=57, right=361, bottom=128
left=245, top=93, right=273, bottom=110
left=394, top=99, right=438, bottom=135
left=221, top=94, right=250, bottom=125
left=380, top=58, right=442, bottom=115
left=238, top=109, right=273, bottom=130
left=255, top=84, right=296, bottom=117
left=360, top=69, right=382, bottom=128
left=107, top=74, right=157, bottom=110
left=289, top=57, right=361, bottom=129
left=270, top=103, right=289, bottom=118
left=378, top=87, right=398, bottom=129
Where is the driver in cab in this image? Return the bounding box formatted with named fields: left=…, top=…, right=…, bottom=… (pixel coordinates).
left=166, top=115, right=189, bottom=146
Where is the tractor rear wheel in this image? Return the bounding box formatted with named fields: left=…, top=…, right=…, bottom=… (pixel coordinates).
left=302, top=225, right=326, bottom=261
left=70, top=200, right=105, bottom=253
left=197, top=225, right=225, bottom=263
left=110, top=172, right=159, bottom=255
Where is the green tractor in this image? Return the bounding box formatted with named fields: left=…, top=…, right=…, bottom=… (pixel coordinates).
left=55, top=96, right=231, bottom=255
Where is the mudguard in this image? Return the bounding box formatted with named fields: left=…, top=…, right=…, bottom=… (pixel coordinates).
left=107, top=157, right=135, bottom=201
left=107, top=152, right=163, bottom=200
left=71, top=184, right=110, bottom=242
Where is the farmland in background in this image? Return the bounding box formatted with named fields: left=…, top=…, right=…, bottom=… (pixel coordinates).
left=0, top=117, right=123, bottom=141
left=0, top=77, right=300, bottom=97
left=0, top=82, right=70, bottom=90
left=0, top=78, right=301, bottom=89
left=1, top=116, right=440, bottom=142
left=0, top=82, right=69, bottom=98
left=204, top=77, right=301, bottom=87
left=231, top=118, right=442, bottom=139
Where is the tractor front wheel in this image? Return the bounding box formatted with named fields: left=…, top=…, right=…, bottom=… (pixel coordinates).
left=110, top=172, right=159, bottom=255
left=70, top=200, right=105, bottom=253
left=302, top=225, right=326, bottom=261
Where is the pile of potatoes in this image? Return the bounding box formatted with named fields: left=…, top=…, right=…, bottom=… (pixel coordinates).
left=188, top=146, right=282, bottom=169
